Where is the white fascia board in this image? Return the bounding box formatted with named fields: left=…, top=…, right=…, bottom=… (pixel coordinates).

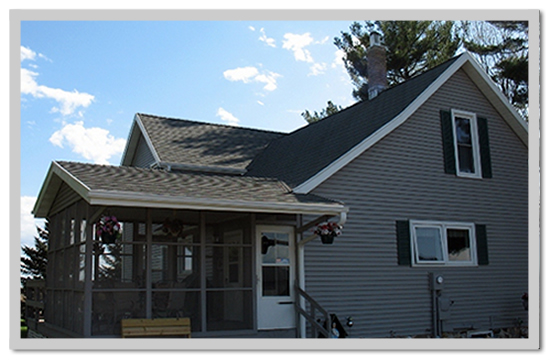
left=32, top=162, right=92, bottom=217
left=120, top=118, right=138, bottom=166
left=51, top=162, right=91, bottom=201
left=134, top=113, right=162, bottom=164
left=460, top=53, right=528, bottom=145
left=88, top=190, right=348, bottom=216
left=294, top=53, right=470, bottom=194
left=32, top=163, right=58, bottom=217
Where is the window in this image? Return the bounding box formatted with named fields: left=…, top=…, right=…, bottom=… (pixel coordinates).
left=440, top=109, right=492, bottom=179
left=410, top=221, right=477, bottom=266
left=452, top=110, right=481, bottom=177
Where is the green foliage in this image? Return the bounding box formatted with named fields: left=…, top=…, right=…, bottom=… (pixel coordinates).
left=334, top=21, right=461, bottom=100
left=21, top=223, right=49, bottom=286
left=301, top=100, right=343, bottom=123
left=302, top=21, right=460, bottom=122
left=460, top=21, right=529, bottom=119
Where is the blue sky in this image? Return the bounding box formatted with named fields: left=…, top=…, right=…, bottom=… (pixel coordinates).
left=19, top=20, right=359, bottom=247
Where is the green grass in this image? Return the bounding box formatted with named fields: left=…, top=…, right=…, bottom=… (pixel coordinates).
left=21, top=319, right=28, bottom=338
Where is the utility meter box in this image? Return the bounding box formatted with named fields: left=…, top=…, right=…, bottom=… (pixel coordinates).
left=438, top=296, right=453, bottom=320
left=430, top=273, right=445, bottom=290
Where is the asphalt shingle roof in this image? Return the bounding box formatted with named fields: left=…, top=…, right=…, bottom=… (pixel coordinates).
left=246, top=56, right=461, bottom=187
left=138, top=114, right=285, bottom=171
left=57, top=161, right=341, bottom=207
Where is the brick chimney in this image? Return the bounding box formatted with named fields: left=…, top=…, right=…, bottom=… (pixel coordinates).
left=366, top=31, right=388, bottom=100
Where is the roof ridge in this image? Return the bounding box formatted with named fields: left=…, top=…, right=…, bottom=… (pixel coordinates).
left=285, top=54, right=463, bottom=137
left=137, top=112, right=287, bottom=136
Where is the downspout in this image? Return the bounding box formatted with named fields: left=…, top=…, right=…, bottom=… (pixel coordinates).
left=297, top=211, right=347, bottom=338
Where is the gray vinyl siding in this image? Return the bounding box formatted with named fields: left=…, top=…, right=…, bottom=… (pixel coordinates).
left=49, top=182, right=81, bottom=216
left=305, top=69, right=528, bottom=338
left=130, top=134, right=156, bottom=168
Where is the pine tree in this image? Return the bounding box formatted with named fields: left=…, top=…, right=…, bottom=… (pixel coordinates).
left=460, top=21, right=528, bottom=119
left=301, top=101, right=343, bottom=124
left=335, top=21, right=461, bottom=101
left=302, top=21, right=460, bottom=123
left=21, top=223, right=49, bottom=286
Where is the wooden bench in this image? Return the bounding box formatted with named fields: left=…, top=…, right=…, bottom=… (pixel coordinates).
left=121, top=318, right=191, bottom=338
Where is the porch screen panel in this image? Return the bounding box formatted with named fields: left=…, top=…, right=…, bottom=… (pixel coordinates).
left=152, top=290, right=201, bottom=332
left=204, top=218, right=253, bottom=332
left=206, top=290, right=253, bottom=331
left=93, top=222, right=147, bottom=289
left=92, top=291, right=146, bottom=336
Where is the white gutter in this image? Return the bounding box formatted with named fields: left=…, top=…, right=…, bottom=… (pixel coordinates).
left=87, top=189, right=348, bottom=216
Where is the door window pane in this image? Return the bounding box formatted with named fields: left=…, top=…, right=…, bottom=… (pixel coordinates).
left=262, top=266, right=290, bottom=296
left=261, top=232, right=290, bottom=264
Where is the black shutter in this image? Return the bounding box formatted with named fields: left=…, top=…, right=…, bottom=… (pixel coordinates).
left=440, top=110, right=456, bottom=175
left=477, top=117, right=493, bottom=179
left=475, top=224, right=489, bottom=265
left=396, top=220, right=411, bottom=266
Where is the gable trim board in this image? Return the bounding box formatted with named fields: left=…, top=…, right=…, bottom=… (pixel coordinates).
left=33, top=161, right=91, bottom=217
left=293, top=52, right=527, bottom=194
left=120, top=114, right=162, bottom=167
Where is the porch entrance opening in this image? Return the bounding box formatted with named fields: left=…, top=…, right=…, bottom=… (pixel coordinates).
left=256, top=225, right=296, bottom=330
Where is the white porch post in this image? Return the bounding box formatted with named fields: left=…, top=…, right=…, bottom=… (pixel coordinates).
left=296, top=214, right=306, bottom=339
left=83, top=207, right=94, bottom=337
left=145, top=208, right=153, bottom=318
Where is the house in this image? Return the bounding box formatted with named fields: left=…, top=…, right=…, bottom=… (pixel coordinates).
left=31, top=41, right=528, bottom=338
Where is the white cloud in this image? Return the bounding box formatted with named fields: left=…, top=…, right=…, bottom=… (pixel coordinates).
left=223, top=67, right=259, bottom=83
left=309, top=62, right=327, bottom=76
left=249, top=26, right=255, bottom=31
left=282, top=33, right=314, bottom=63
left=331, top=49, right=350, bottom=81
left=21, top=46, right=36, bottom=62
left=254, top=71, right=281, bottom=91
left=21, top=68, right=95, bottom=116
left=316, top=36, right=330, bottom=45
left=257, top=100, right=264, bottom=106
left=223, top=66, right=281, bottom=92
left=49, top=121, right=126, bottom=164
left=20, top=196, right=44, bottom=248
left=259, top=28, right=276, bottom=48
left=216, top=107, right=240, bottom=126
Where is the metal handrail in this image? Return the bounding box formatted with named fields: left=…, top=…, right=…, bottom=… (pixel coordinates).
left=295, top=285, right=330, bottom=338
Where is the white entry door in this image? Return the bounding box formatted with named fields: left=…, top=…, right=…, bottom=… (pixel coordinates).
left=256, top=225, right=295, bottom=330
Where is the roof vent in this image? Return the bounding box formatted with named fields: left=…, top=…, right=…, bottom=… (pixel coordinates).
left=367, top=31, right=388, bottom=100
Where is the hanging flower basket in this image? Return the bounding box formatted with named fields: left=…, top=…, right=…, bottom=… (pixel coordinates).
left=320, top=234, right=335, bottom=244
left=95, top=215, right=122, bottom=244
left=162, top=218, right=184, bottom=237
left=314, top=222, right=343, bottom=244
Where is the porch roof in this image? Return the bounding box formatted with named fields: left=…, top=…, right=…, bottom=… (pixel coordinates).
left=33, top=161, right=348, bottom=218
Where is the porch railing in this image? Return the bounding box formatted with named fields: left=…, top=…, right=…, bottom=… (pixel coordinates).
left=24, top=279, right=46, bottom=331
left=294, top=284, right=331, bottom=338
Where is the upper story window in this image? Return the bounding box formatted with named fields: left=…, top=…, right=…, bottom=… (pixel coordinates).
left=440, top=109, right=492, bottom=179
left=452, top=110, right=481, bottom=177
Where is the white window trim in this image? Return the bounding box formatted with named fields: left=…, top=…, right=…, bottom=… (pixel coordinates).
left=410, top=220, right=478, bottom=267
left=451, top=109, right=482, bottom=179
